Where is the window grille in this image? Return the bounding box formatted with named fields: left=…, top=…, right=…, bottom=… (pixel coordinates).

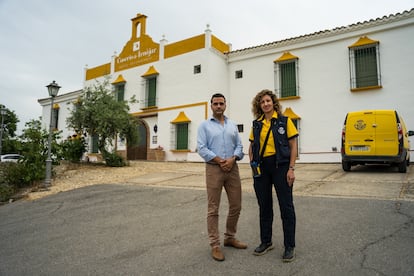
left=114, top=84, right=125, bottom=102
left=280, top=62, right=297, bottom=97
left=194, top=65, right=201, bottom=74
left=176, top=123, right=189, bottom=150
left=53, top=108, right=59, bottom=129
left=146, top=77, right=157, bottom=107
left=170, top=123, right=190, bottom=150
left=274, top=52, right=299, bottom=98
left=91, top=134, right=99, bottom=153
left=349, top=44, right=381, bottom=89
left=292, top=119, right=299, bottom=157
left=235, top=70, right=243, bottom=79
left=237, top=124, right=244, bottom=133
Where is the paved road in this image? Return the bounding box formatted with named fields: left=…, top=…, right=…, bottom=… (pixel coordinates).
left=125, top=163, right=414, bottom=201
left=0, top=163, right=413, bottom=275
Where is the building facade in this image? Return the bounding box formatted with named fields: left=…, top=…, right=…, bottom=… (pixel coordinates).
left=39, top=9, right=414, bottom=163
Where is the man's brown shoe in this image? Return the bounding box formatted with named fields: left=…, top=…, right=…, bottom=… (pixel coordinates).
left=224, top=238, right=248, bottom=249
left=211, top=246, right=225, bottom=261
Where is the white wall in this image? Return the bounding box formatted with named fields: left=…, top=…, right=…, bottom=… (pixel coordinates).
left=41, top=11, right=414, bottom=163
left=226, top=15, right=414, bottom=163
left=38, top=91, right=81, bottom=143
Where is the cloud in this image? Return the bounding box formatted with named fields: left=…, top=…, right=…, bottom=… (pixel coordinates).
left=1, top=0, right=413, bottom=133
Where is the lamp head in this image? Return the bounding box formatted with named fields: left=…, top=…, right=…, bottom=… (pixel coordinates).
left=46, top=80, right=61, bottom=97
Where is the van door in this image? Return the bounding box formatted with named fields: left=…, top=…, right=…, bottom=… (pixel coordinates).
left=345, top=111, right=376, bottom=156
left=374, top=111, right=398, bottom=156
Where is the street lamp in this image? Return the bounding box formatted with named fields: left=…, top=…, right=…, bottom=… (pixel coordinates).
left=0, top=108, right=6, bottom=161
left=44, top=80, right=61, bottom=189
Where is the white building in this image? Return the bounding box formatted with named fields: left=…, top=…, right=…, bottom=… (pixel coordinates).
left=39, top=9, right=414, bottom=163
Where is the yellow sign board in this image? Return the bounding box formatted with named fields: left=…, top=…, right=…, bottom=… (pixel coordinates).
left=115, top=34, right=159, bottom=72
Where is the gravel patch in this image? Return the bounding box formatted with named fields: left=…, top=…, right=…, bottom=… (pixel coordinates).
left=27, top=161, right=204, bottom=201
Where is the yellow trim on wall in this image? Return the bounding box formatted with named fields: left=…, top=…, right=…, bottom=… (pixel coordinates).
left=114, top=14, right=160, bottom=72
left=171, top=111, right=191, bottom=124
left=348, top=36, right=379, bottom=48
left=279, top=96, right=300, bottom=101
left=141, top=65, right=159, bottom=77
left=211, top=35, right=230, bottom=53
left=275, top=52, right=298, bottom=62
left=85, top=63, right=111, bottom=80
left=283, top=107, right=301, bottom=119
left=132, top=102, right=208, bottom=119
left=164, top=34, right=205, bottom=59
left=351, top=85, right=382, bottom=92
left=170, top=149, right=191, bottom=153
left=112, top=74, right=126, bottom=84
left=114, top=35, right=160, bottom=72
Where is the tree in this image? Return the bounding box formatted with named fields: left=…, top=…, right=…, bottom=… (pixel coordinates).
left=0, top=104, right=20, bottom=154
left=18, top=119, right=62, bottom=183
left=66, top=79, right=138, bottom=166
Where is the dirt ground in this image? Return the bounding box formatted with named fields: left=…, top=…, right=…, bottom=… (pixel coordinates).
left=27, top=161, right=200, bottom=201
left=22, top=161, right=414, bottom=202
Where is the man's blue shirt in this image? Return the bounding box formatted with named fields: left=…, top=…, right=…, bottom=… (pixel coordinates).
left=197, top=116, right=244, bottom=162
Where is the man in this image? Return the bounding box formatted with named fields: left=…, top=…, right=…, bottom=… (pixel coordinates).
left=197, top=93, right=247, bottom=262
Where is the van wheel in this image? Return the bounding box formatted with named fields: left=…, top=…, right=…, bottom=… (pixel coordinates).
left=398, top=160, right=407, bottom=173
left=342, top=161, right=351, bottom=172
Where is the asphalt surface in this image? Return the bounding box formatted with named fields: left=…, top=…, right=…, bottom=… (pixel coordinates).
left=1, top=163, right=414, bottom=276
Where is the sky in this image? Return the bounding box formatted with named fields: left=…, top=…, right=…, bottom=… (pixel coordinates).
left=1, top=0, right=413, bottom=133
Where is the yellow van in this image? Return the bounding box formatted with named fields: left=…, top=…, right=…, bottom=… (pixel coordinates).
left=341, top=110, right=414, bottom=173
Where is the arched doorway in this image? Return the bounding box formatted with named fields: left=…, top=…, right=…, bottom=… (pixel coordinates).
left=127, top=120, right=148, bottom=160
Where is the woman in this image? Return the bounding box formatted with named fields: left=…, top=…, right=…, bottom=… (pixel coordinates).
left=248, top=89, right=298, bottom=262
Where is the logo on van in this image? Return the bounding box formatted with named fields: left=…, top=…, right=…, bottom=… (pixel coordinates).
left=354, top=120, right=366, bottom=130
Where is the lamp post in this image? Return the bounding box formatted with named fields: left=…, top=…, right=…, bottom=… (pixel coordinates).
left=0, top=108, right=6, bottom=161
left=44, top=80, right=61, bottom=189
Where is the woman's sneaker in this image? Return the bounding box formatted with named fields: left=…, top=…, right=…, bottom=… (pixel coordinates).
left=282, top=247, right=295, bottom=262
left=253, top=243, right=274, bottom=256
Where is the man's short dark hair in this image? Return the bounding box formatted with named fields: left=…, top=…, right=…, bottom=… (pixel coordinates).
left=210, top=93, right=226, bottom=103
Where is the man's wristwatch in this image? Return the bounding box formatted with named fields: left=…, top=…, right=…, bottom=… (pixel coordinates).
left=289, top=166, right=295, bottom=171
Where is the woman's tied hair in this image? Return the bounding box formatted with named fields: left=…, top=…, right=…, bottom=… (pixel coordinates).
left=251, top=89, right=282, bottom=119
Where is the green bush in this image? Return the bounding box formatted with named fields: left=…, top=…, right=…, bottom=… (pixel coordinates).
left=103, top=152, right=126, bottom=167
left=0, top=162, right=29, bottom=202
left=61, top=134, right=87, bottom=163
left=0, top=119, right=64, bottom=203
left=0, top=183, right=14, bottom=202
left=0, top=162, right=31, bottom=188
